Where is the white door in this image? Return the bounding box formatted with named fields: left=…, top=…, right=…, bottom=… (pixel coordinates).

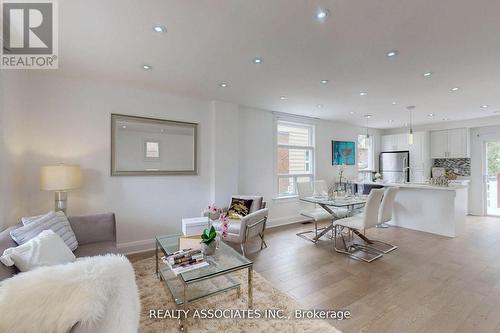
left=448, top=128, right=468, bottom=158
left=430, top=130, right=448, bottom=158
left=485, top=141, right=500, bottom=216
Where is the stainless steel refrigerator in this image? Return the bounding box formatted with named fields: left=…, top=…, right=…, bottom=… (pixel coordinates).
left=379, top=151, right=410, bottom=183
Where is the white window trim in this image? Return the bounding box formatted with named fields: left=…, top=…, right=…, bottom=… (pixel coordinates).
left=274, top=118, right=316, bottom=199
left=358, top=134, right=374, bottom=171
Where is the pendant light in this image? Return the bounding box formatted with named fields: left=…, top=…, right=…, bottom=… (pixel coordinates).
left=364, top=115, right=372, bottom=138
left=407, top=106, right=415, bottom=145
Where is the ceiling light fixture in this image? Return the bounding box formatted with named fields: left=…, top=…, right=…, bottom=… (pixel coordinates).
left=219, top=82, right=228, bottom=88
left=407, top=106, right=415, bottom=145
left=316, top=9, right=329, bottom=20
left=423, top=72, right=433, bottom=77
left=320, top=79, right=329, bottom=84
left=122, top=125, right=127, bottom=129
left=142, top=65, right=152, bottom=70
left=386, top=50, right=399, bottom=57
left=392, top=101, right=397, bottom=105
left=428, top=113, right=434, bottom=117
left=279, top=96, right=287, bottom=100
left=481, top=105, right=489, bottom=109
left=359, top=92, right=368, bottom=96
left=349, top=111, right=354, bottom=115
left=152, top=25, right=167, bottom=33
left=253, top=57, right=263, bottom=64
left=450, top=87, right=459, bottom=92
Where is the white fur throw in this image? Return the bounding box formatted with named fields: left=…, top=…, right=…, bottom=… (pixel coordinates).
left=0, top=254, right=140, bottom=333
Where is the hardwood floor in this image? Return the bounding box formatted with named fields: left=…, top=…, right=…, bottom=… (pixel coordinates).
left=245, top=216, right=500, bottom=333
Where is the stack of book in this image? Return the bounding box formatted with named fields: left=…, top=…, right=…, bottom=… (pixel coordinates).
left=161, top=248, right=208, bottom=275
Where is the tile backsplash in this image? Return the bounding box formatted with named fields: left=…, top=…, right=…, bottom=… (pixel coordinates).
left=432, top=158, right=471, bottom=176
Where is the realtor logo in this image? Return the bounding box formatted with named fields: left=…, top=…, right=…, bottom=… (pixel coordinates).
left=1, top=0, right=58, bottom=69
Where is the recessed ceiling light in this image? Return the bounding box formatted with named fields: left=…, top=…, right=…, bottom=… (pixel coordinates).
left=364, top=114, right=372, bottom=119
left=450, top=87, right=459, bottom=92
left=359, top=92, right=368, bottom=96
left=428, top=113, right=434, bottom=117
left=142, top=64, right=152, bottom=70
left=481, top=105, right=489, bottom=109
left=349, top=111, right=355, bottom=115
left=317, top=104, right=324, bottom=108
left=316, top=9, right=329, bottom=20
left=152, top=25, right=166, bottom=33
left=121, top=125, right=127, bottom=129
left=220, top=82, right=228, bottom=88
left=386, top=50, right=399, bottom=57
left=253, top=57, right=263, bottom=64
left=320, top=79, right=329, bottom=84
left=392, top=101, right=397, bottom=105
left=423, top=72, right=433, bottom=77
left=279, top=96, right=287, bottom=100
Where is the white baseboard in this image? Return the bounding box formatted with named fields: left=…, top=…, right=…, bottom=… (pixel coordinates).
left=267, top=215, right=310, bottom=228
left=117, top=238, right=155, bottom=255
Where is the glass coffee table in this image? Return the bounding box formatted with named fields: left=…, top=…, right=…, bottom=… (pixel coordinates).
left=155, top=234, right=253, bottom=311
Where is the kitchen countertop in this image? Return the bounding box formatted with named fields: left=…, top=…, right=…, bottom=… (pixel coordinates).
left=354, top=181, right=468, bottom=191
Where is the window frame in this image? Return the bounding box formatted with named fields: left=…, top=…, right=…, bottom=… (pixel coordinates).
left=357, top=134, right=374, bottom=171
left=275, top=119, right=316, bottom=199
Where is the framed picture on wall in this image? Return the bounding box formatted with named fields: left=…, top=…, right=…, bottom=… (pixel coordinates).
left=332, top=140, right=356, bottom=165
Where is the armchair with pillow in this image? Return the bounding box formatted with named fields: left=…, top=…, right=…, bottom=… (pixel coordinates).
left=203, top=195, right=268, bottom=256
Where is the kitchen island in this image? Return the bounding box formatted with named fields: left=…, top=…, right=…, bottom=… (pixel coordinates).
left=357, top=182, right=468, bottom=237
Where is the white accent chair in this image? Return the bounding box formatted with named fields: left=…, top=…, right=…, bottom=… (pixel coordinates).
left=333, top=188, right=386, bottom=262
left=203, top=195, right=268, bottom=257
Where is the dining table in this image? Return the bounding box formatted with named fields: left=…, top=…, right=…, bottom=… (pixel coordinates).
left=298, top=195, right=367, bottom=242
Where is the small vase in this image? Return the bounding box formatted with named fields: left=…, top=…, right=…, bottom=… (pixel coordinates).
left=201, top=241, right=216, bottom=256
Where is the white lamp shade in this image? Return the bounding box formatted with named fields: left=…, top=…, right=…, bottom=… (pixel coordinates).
left=40, top=165, right=83, bottom=191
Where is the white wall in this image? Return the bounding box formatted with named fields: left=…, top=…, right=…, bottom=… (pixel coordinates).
left=238, top=107, right=382, bottom=226
left=0, top=72, right=30, bottom=230
left=1, top=72, right=381, bottom=250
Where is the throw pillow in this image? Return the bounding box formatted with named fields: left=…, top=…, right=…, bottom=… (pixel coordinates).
left=21, top=213, right=45, bottom=225
left=10, top=211, right=78, bottom=251
left=0, top=230, right=76, bottom=272
left=227, top=198, right=253, bottom=219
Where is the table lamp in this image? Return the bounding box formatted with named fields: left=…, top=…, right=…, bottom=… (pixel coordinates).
left=40, top=164, right=82, bottom=214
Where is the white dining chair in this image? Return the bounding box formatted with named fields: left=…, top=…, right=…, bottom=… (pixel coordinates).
left=296, top=181, right=333, bottom=242
left=377, top=187, right=399, bottom=228
left=333, top=188, right=386, bottom=262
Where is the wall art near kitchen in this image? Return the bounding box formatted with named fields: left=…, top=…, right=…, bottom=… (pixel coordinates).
left=332, top=140, right=355, bottom=165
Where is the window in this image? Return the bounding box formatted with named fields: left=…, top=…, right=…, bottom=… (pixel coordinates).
left=144, top=140, right=160, bottom=159
left=357, top=134, right=372, bottom=170
left=276, top=120, right=315, bottom=197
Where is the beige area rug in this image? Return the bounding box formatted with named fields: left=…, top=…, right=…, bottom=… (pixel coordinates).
left=133, top=257, right=341, bottom=333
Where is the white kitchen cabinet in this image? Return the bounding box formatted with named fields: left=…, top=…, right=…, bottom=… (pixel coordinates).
left=430, top=128, right=469, bottom=158
left=448, top=128, right=468, bottom=158
left=381, top=133, right=409, bottom=152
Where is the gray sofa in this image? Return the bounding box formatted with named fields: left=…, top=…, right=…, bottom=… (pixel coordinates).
left=0, top=213, right=118, bottom=281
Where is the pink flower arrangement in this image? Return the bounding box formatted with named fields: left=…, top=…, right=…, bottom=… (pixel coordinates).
left=207, top=204, right=230, bottom=239
left=207, top=204, right=223, bottom=214
left=219, top=212, right=230, bottom=239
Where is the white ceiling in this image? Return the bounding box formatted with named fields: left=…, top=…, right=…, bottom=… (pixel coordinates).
left=58, top=0, right=500, bottom=129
